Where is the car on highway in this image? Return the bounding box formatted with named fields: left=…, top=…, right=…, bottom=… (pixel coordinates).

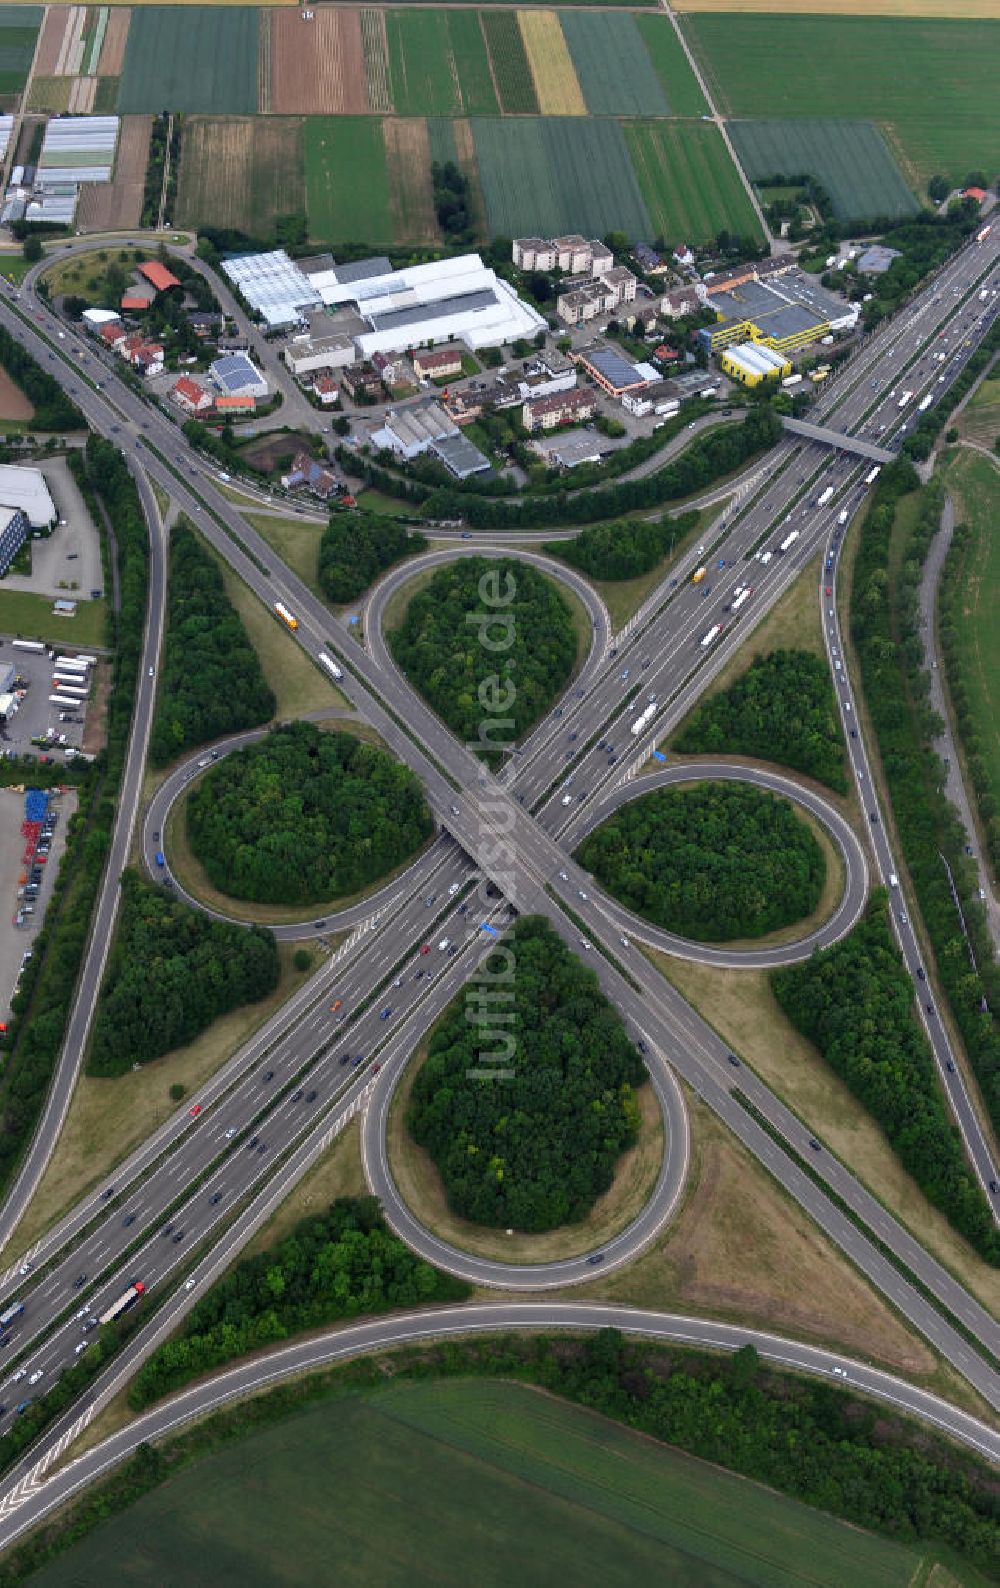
left=330, top=999, right=342, bottom=1013
left=189, top=1103, right=202, bottom=1117
left=420, top=943, right=430, bottom=955
left=380, top=1007, right=392, bottom=1020
left=263, top=1070, right=274, bottom=1082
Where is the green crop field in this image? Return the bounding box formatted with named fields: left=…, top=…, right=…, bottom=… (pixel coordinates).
left=626, top=120, right=763, bottom=245
left=29, top=1380, right=932, bottom=1588
left=0, top=7, right=41, bottom=97
left=386, top=9, right=462, bottom=116
left=474, top=115, right=651, bottom=240
left=634, top=13, right=708, bottom=117
left=942, top=447, right=1000, bottom=844
left=118, top=6, right=260, bottom=115
left=481, top=10, right=539, bottom=114
left=305, top=116, right=393, bottom=245
left=445, top=10, right=498, bottom=116
left=684, top=15, right=1000, bottom=186
left=730, top=120, right=919, bottom=221
left=561, top=12, right=669, bottom=116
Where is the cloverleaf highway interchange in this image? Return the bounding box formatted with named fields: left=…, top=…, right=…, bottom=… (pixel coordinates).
left=0, top=194, right=994, bottom=1567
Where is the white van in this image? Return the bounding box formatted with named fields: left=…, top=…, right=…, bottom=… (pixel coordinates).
left=437, top=937, right=450, bottom=952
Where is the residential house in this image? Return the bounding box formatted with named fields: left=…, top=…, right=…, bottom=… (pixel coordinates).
left=522, top=388, right=596, bottom=432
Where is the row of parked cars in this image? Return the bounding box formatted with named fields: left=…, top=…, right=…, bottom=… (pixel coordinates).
left=13, top=808, right=58, bottom=931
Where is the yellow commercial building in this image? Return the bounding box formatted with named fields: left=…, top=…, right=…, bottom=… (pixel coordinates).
left=720, top=343, right=792, bottom=387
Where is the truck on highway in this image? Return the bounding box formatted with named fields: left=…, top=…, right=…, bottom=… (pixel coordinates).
left=864, top=466, right=882, bottom=486
left=274, top=601, right=298, bottom=631
left=729, top=586, right=752, bottom=614
left=917, top=393, right=933, bottom=412
left=837, top=509, right=849, bottom=525
left=0, top=1301, right=24, bottom=1332
left=630, top=703, right=657, bottom=738
left=897, top=390, right=913, bottom=408
left=976, top=225, right=992, bottom=243
left=691, top=566, right=707, bottom=584
left=778, top=530, right=800, bottom=554
left=318, top=652, right=343, bottom=681
left=816, top=486, right=834, bottom=508
left=700, top=624, right=721, bottom=648
left=97, top=1281, right=145, bottom=1327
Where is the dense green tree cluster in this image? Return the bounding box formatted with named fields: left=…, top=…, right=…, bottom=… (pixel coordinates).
left=545, top=510, right=699, bottom=581
left=387, top=557, right=576, bottom=758
left=772, top=897, right=999, bottom=1261
left=130, top=1197, right=468, bottom=1408
left=186, top=721, right=433, bottom=906
left=407, top=917, right=646, bottom=1231
left=673, top=649, right=848, bottom=793
left=940, top=518, right=1000, bottom=877
left=416, top=410, right=782, bottom=530
left=149, top=522, right=275, bottom=765
left=850, top=466, right=1000, bottom=1182
left=318, top=510, right=426, bottom=604
left=0, top=440, right=147, bottom=1196
left=0, top=322, right=83, bottom=431
left=577, top=783, right=825, bottom=942
left=88, top=872, right=278, bottom=1075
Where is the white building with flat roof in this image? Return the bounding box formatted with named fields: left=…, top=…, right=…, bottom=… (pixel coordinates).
left=0, top=466, right=55, bottom=529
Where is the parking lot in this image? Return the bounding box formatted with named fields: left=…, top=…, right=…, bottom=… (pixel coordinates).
left=0, top=786, right=76, bottom=1026
left=0, top=643, right=90, bottom=763
left=0, top=457, right=103, bottom=603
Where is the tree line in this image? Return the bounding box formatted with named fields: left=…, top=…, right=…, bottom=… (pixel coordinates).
left=939, top=518, right=1000, bottom=877
left=387, top=557, right=577, bottom=761
left=577, top=783, right=825, bottom=943
left=130, top=1196, right=468, bottom=1409
left=149, top=521, right=275, bottom=765
left=0, top=322, right=83, bottom=432
left=850, top=464, right=1000, bottom=1188
left=0, top=439, right=146, bottom=1199
left=318, top=510, right=427, bottom=605
left=674, top=649, right=848, bottom=793
left=186, top=721, right=434, bottom=906
left=545, top=509, right=700, bottom=582
left=407, top=917, right=647, bottom=1232
left=88, top=872, right=279, bottom=1076
left=414, top=409, right=782, bottom=530
left=772, top=896, right=999, bottom=1262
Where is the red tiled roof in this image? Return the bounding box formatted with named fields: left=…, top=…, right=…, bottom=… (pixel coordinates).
left=173, top=376, right=209, bottom=404
left=215, top=394, right=255, bottom=411
left=121, top=294, right=148, bottom=311
left=963, top=187, right=987, bottom=202
left=137, top=260, right=181, bottom=292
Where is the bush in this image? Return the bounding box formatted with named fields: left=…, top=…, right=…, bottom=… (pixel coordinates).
left=318, top=510, right=426, bottom=604
left=577, top=783, right=825, bottom=942
left=0, top=321, right=83, bottom=431
left=387, top=557, right=576, bottom=760
left=149, top=521, right=275, bottom=765
left=186, top=721, right=433, bottom=906
left=407, top=917, right=646, bottom=1231
left=88, top=872, right=279, bottom=1075
left=293, top=948, right=312, bottom=973
left=544, top=510, right=699, bottom=582
left=130, top=1196, right=468, bottom=1407
left=673, top=649, right=848, bottom=793
left=772, top=896, right=999, bottom=1261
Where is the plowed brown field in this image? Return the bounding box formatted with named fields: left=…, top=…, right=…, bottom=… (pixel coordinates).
left=268, top=8, right=369, bottom=114
left=97, top=8, right=131, bottom=76
left=34, top=10, right=70, bottom=76
left=384, top=117, right=437, bottom=244
left=76, top=113, right=150, bottom=231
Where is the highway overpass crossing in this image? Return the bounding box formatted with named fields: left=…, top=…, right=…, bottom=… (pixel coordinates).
left=781, top=415, right=896, bottom=463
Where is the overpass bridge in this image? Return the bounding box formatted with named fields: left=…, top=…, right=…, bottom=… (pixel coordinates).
left=781, top=416, right=895, bottom=464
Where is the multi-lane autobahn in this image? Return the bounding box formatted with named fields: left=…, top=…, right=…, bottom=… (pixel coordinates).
left=0, top=224, right=993, bottom=1519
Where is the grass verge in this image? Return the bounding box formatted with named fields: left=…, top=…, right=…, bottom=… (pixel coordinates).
left=246, top=512, right=325, bottom=597
left=214, top=552, right=344, bottom=717
left=388, top=1039, right=665, bottom=1264
left=0, top=588, right=106, bottom=648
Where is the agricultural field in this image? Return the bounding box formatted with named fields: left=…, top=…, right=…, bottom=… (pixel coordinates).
left=264, top=7, right=369, bottom=114
left=0, top=5, right=40, bottom=98
left=175, top=115, right=304, bottom=237
left=633, top=13, right=709, bottom=115
left=76, top=112, right=150, bottom=230
left=730, top=119, right=920, bottom=221
left=473, top=115, right=651, bottom=240
left=675, top=0, right=998, bottom=14
left=480, top=9, right=539, bottom=114
left=562, top=11, right=669, bottom=117
left=305, top=115, right=393, bottom=245
left=29, top=1381, right=928, bottom=1588
left=626, top=120, right=763, bottom=245
left=383, top=116, right=439, bottom=243
left=386, top=9, right=462, bottom=116
left=684, top=15, right=1000, bottom=184
left=519, top=10, right=587, bottom=117
left=118, top=6, right=259, bottom=114
left=941, top=447, right=1000, bottom=847
left=443, top=9, right=499, bottom=116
